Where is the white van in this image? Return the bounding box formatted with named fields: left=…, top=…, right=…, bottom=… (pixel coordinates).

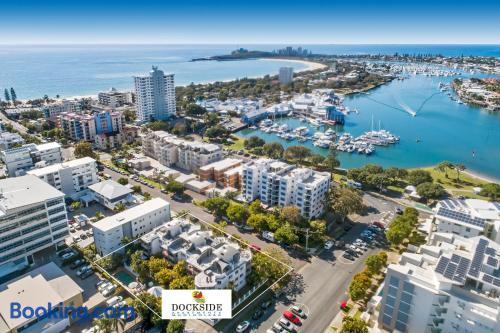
left=106, top=295, right=123, bottom=307
left=262, top=231, right=275, bottom=242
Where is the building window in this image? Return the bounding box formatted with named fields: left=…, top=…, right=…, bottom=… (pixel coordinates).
left=402, top=282, right=414, bottom=294
left=389, top=276, right=400, bottom=287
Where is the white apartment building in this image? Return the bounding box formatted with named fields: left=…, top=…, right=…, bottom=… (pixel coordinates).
left=143, top=131, right=222, bottom=172
left=1, top=142, right=63, bottom=177
left=378, top=234, right=500, bottom=333
left=93, top=198, right=171, bottom=256
left=434, top=198, right=500, bottom=243
left=27, top=157, right=98, bottom=200
left=140, top=218, right=252, bottom=291
left=0, top=176, right=68, bottom=280
left=43, top=99, right=82, bottom=118
left=278, top=167, right=331, bottom=219
left=279, top=66, right=294, bottom=85
left=134, top=66, right=176, bottom=123
left=242, top=159, right=330, bottom=219
left=0, top=132, right=24, bottom=150
left=98, top=87, right=133, bottom=107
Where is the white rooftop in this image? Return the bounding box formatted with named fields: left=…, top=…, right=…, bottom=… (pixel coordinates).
left=88, top=179, right=133, bottom=200
left=36, top=142, right=61, bottom=151
left=199, top=158, right=242, bottom=172
left=0, top=175, right=64, bottom=214
left=0, top=262, right=83, bottom=332
left=92, top=198, right=169, bottom=232
left=27, top=157, right=95, bottom=176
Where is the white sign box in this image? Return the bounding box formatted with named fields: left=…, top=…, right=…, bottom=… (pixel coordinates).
left=161, top=289, right=232, bottom=319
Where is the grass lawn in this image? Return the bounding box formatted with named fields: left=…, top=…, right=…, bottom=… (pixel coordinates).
left=422, top=167, right=489, bottom=199
left=225, top=136, right=246, bottom=151
left=353, top=309, right=362, bottom=320
left=139, top=176, right=163, bottom=189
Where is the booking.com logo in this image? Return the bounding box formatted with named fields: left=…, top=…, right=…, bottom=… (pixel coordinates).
left=10, top=302, right=136, bottom=322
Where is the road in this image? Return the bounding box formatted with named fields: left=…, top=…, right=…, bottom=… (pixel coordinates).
left=222, top=193, right=402, bottom=333
left=103, top=165, right=414, bottom=333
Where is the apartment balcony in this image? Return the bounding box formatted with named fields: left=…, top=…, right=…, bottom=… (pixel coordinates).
left=432, top=318, right=444, bottom=327
left=438, top=295, right=450, bottom=306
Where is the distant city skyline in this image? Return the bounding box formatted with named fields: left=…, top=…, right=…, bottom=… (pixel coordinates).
left=1, top=0, right=499, bottom=44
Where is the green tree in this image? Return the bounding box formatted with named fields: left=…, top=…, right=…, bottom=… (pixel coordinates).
left=143, top=192, right=152, bottom=201
left=92, top=317, right=114, bottom=333
left=205, top=124, right=229, bottom=138
left=249, top=199, right=264, bottom=215
left=340, top=316, right=368, bottom=333
left=284, top=145, right=311, bottom=164
left=70, top=201, right=82, bottom=211
left=94, top=211, right=105, bottom=221
left=309, top=220, right=327, bottom=242
left=365, top=254, right=385, bottom=275
left=479, top=183, right=500, bottom=201
left=262, top=142, right=284, bottom=159
left=416, top=182, right=446, bottom=200
left=117, top=177, right=129, bottom=185
left=274, top=224, right=299, bottom=244
left=155, top=268, right=177, bottom=288
left=436, top=161, right=454, bottom=178
left=202, top=197, right=230, bottom=217
left=330, top=187, right=364, bottom=222
left=4, top=89, right=10, bottom=104
left=148, top=257, right=169, bottom=277
left=349, top=271, right=371, bottom=301
left=406, top=169, right=432, bottom=186
left=247, top=213, right=269, bottom=230
left=132, top=292, right=162, bottom=328
left=166, top=319, right=185, bottom=333
left=74, top=141, right=98, bottom=159
left=226, top=202, right=250, bottom=225
left=244, top=136, right=265, bottom=150
left=280, top=206, right=305, bottom=227
left=114, top=202, right=126, bottom=212
left=324, top=148, right=340, bottom=176
left=185, top=103, right=207, bottom=116
left=165, top=180, right=185, bottom=195
left=250, top=248, right=291, bottom=288
left=10, top=88, right=17, bottom=103
left=170, top=275, right=195, bottom=289
left=130, top=251, right=149, bottom=282
left=132, top=185, right=142, bottom=194
left=310, top=154, right=325, bottom=166
left=455, top=163, right=466, bottom=182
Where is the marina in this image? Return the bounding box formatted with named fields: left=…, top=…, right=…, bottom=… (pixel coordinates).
left=237, top=66, right=500, bottom=179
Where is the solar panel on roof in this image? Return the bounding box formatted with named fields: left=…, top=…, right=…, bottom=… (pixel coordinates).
left=468, top=240, right=488, bottom=278
left=485, top=247, right=496, bottom=256
left=436, top=207, right=486, bottom=228
left=444, top=262, right=458, bottom=280
left=435, top=257, right=449, bottom=274
left=494, top=278, right=500, bottom=287
left=486, top=256, right=498, bottom=268
left=483, top=274, right=494, bottom=284
left=451, top=254, right=461, bottom=264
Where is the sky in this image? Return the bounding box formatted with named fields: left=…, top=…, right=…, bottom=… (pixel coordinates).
left=0, top=0, right=499, bottom=44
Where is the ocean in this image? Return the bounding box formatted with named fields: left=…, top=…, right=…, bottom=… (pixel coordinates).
left=0, top=44, right=499, bottom=100
left=0, top=44, right=499, bottom=178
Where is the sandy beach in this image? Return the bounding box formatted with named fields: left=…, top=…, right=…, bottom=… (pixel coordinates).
left=260, top=58, right=328, bottom=72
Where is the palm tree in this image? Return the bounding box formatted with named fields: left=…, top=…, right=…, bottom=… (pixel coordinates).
left=93, top=317, right=113, bottom=333
left=436, top=161, right=453, bottom=178
left=455, top=164, right=466, bottom=182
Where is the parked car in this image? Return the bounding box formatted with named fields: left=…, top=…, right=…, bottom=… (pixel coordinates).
left=80, top=269, right=94, bottom=279
left=62, top=252, right=76, bottom=260
left=395, top=208, right=403, bottom=215
left=324, top=240, right=334, bottom=250
left=252, top=309, right=263, bottom=320
left=343, top=252, right=355, bottom=261
left=343, top=224, right=353, bottom=231
left=96, top=279, right=110, bottom=289
left=372, top=221, right=386, bottom=229
left=261, top=299, right=272, bottom=310
left=80, top=234, right=87, bottom=240
left=86, top=230, right=93, bottom=236
left=76, top=265, right=92, bottom=276
left=102, top=285, right=116, bottom=297
left=278, top=317, right=294, bottom=331
left=106, top=296, right=123, bottom=307
left=70, top=259, right=86, bottom=269
left=262, top=231, right=275, bottom=242
left=345, top=248, right=358, bottom=257
left=250, top=244, right=262, bottom=251
left=58, top=248, right=73, bottom=257
left=283, top=311, right=301, bottom=325
left=236, top=320, right=251, bottom=333
left=290, top=305, right=306, bottom=318
left=273, top=323, right=286, bottom=332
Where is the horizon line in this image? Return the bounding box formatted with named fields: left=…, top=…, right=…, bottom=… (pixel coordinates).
left=0, top=42, right=499, bottom=46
